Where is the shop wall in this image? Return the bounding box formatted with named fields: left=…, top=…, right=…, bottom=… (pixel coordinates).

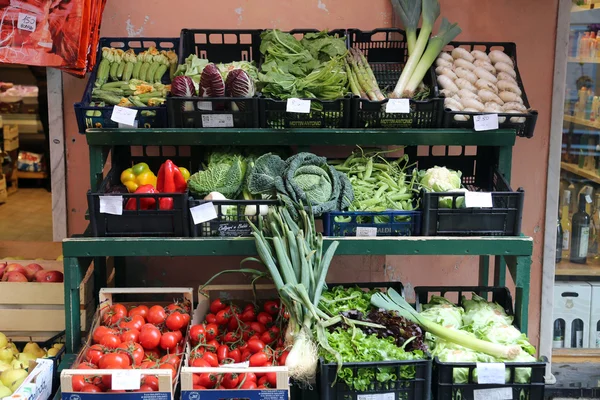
left=62, top=0, right=558, bottom=346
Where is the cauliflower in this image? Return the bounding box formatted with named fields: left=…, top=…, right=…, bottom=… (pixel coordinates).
left=419, top=166, right=462, bottom=192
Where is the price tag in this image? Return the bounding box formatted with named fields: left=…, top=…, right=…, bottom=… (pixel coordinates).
left=357, top=393, right=395, bottom=400
left=111, top=370, right=141, bottom=390
left=476, top=362, right=506, bottom=384
left=586, top=194, right=592, bottom=204
left=110, top=106, right=138, bottom=126
left=286, top=98, right=311, bottom=113
left=99, top=196, right=123, bottom=215
left=356, top=227, right=377, bottom=237
left=190, top=202, right=218, bottom=225
left=385, top=99, right=410, bottom=114
left=473, top=114, right=499, bottom=131
left=220, top=361, right=250, bottom=368
left=465, top=192, right=493, bottom=208
left=197, top=101, right=213, bottom=111
left=18, top=13, right=36, bottom=32
left=473, top=388, right=512, bottom=400
left=201, top=114, right=234, bottom=128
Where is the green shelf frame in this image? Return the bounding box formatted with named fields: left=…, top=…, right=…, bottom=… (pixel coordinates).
left=61, top=127, right=532, bottom=358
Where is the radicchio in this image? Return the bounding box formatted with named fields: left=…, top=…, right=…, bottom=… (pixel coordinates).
left=170, top=75, right=196, bottom=112
left=225, top=69, right=255, bottom=111
left=200, top=63, right=225, bottom=98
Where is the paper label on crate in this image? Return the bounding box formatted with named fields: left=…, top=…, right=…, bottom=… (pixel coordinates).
left=385, top=99, right=410, bottom=114
left=118, top=120, right=139, bottom=128
left=220, top=361, right=250, bottom=368
left=286, top=98, right=311, bottom=113
left=357, top=393, right=395, bottom=400
left=473, top=113, right=499, bottom=131
left=190, top=202, right=218, bottom=225
left=586, top=194, right=592, bottom=203
left=201, top=114, right=234, bottom=128
left=99, top=196, right=123, bottom=215
left=18, top=13, right=36, bottom=32
left=473, top=387, right=513, bottom=400
left=111, top=370, right=141, bottom=390
left=111, top=105, right=138, bottom=126
left=476, top=362, right=506, bottom=384
left=197, top=101, right=213, bottom=111
left=356, top=227, right=378, bottom=237
left=465, top=192, right=493, bottom=208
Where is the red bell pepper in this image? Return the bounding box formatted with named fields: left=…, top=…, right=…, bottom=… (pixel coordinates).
left=157, top=160, right=187, bottom=193
left=125, top=184, right=157, bottom=210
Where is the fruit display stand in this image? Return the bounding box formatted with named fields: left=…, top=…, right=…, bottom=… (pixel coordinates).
left=55, top=127, right=534, bottom=399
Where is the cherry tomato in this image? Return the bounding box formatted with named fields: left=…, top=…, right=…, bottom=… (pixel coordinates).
left=206, top=339, right=220, bottom=352
left=80, top=384, right=103, bottom=393
left=260, top=331, right=276, bottom=344
left=241, top=309, right=256, bottom=322
left=241, top=380, right=257, bottom=389
left=98, top=352, right=131, bottom=369
left=138, top=385, right=155, bottom=392
left=222, top=373, right=239, bottom=389
left=217, top=345, right=229, bottom=363
left=263, top=300, right=280, bottom=316
left=193, top=385, right=207, bottom=390
left=257, top=384, right=269, bottom=389
left=269, top=326, right=281, bottom=336
left=258, top=376, right=269, bottom=387
left=85, top=344, right=106, bottom=365
left=117, top=342, right=144, bottom=366
left=247, top=339, right=265, bottom=354
left=228, top=315, right=240, bottom=331
left=142, top=375, right=159, bottom=391
left=190, top=357, right=211, bottom=368
left=249, top=352, right=269, bottom=367
left=205, top=323, right=219, bottom=341
left=166, top=311, right=187, bottom=331
left=241, top=349, right=252, bottom=361
left=201, top=352, right=219, bottom=367
left=198, top=373, right=216, bottom=389
left=278, top=350, right=289, bottom=366
left=129, top=305, right=149, bottom=319
left=257, top=312, right=273, bottom=326
left=120, top=329, right=140, bottom=343
left=223, top=331, right=239, bottom=343
left=266, top=372, right=277, bottom=387
left=228, top=348, right=241, bottom=363
left=102, top=303, right=128, bottom=326
left=147, top=305, right=167, bottom=325
left=205, top=313, right=217, bottom=324
left=249, top=322, right=266, bottom=334
left=99, top=334, right=121, bottom=349
left=119, top=315, right=145, bottom=331
left=139, top=326, right=161, bottom=350
left=242, top=372, right=256, bottom=382
left=189, top=324, right=206, bottom=344
left=210, top=299, right=227, bottom=314
left=160, top=332, right=179, bottom=351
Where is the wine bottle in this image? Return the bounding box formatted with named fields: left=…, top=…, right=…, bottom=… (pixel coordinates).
left=571, top=193, right=591, bottom=264
left=561, top=190, right=572, bottom=258
left=556, top=214, right=563, bottom=263
left=553, top=319, right=565, bottom=348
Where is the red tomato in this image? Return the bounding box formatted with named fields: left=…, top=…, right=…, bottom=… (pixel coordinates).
left=144, top=349, right=161, bottom=361
left=120, top=329, right=140, bottom=343
left=263, top=300, right=280, bottom=316
left=269, top=326, right=281, bottom=336
left=198, top=373, right=216, bottom=389
left=166, top=302, right=185, bottom=313
left=242, top=372, right=256, bottom=382
left=92, top=326, right=117, bottom=344
left=201, top=352, right=219, bottom=367
left=190, top=357, right=210, bottom=368
left=160, top=332, right=179, bottom=351
left=217, top=345, right=229, bottom=363
left=129, top=305, right=149, bottom=319
left=278, top=350, right=289, bottom=366
left=166, top=311, right=187, bottom=331
left=140, top=360, right=158, bottom=369
left=172, top=329, right=183, bottom=343
left=102, top=303, right=128, bottom=326
left=98, top=352, right=131, bottom=369
left=205, top=323, right=219, bottom=341
left=85, top=344, right=106, bottom=365
left=257, top=312, right=273, bottom=326
left=241, top=309, right=256, bottom=322
left=100, top=362, right=123, bottom=388
left=138, top=385, right=155, bottom=392
left=209, top=299, right=226, bottom=314
left=142, top=375, right=159, bottom=392
left=241, top=380, right=257, bottom=389
left=139, top=326, right=161, bottom=350
left=228, top=316, right=239, bottom=331
left=99, top=334, right=121, bottom=349
left=147, top=305, right=167, bottom=325
left=160, top=354, right=181, bottom=367
left=71, top=375, right=86, bottom=392
left=215, top=309, right=231, bottom=325
left=119, top=315, right=145, bottom=331
left=223, top=331, right=239, bottom=343
left=241, top=349, right=252, bottom=361
left=76, top=362, right=97, bottom=370
left=189, top=325, right=206, bottom=344
left=205, top=313, right=217, bottom=324
left=249, top=352, right=269, bottom=367
left=249, top=322, right=266, bottom=334
left=80, top=384, right=102, bottom=393
left=260, top=331, right=276, bottom=344
left=258, top=376, right=269, bottom=387
left=118, top=342, right=144, bottom=366
left=247, top=339, right=265, bottom=354
left=266, top=372, right=277, bottom=387
left=228, top=348, right=241, bottom=363
left=158, top=363, right=177, bottom=381
left=222, top=373, right=239, bottom=389
left=193, top=385, right=207, bottom=390
left=206, top=339, right=219, bottom=352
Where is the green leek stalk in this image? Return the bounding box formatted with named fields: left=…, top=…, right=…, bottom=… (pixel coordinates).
left=404, top=18, right=461, bottom=96
left=390, top=0, right=421, bottom=56
left=391, top=0, right=440, bottom=98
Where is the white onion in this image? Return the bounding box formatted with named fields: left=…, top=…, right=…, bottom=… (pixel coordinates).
left=455, top=67, right=478, bottom=84
left=489, top=50, right=514, bottom=67
left=473, top=59, right=496, bottom=75
left=454, top=58, right=476, bottom=71
left=452, top=47, right=475, bottom=62
left=475, top=79, right=498, bottom=94
left=494, top=62, right=517, bottom=79
left=471, top=50, right=491, bottom=63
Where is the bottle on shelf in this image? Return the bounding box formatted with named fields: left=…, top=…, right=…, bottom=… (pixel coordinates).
left=590, top=96, right=599, bottom=122
left=570, top=193, right=591, bottom=264
left=596, top=30, right=600, bottom=59
left=577, top=87, right=588, bottom=119
left=553, top=319, right=565, bottom=348
left=561, top=189, right=572, bottom=258
left=572, top=319, right=584, bottom=348
left=590, top=194, right=600, bottom=259
left=591, top=32, right=597, bottom=59
left=557, top=213, right=563, bottom=263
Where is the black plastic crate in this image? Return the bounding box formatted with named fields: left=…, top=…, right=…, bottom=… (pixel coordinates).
left=319, top=358, right=432, bottom=400
left=323, top=210, right=421, bottom=237
left=440, top=42, right=538, bottom=138
left=169, top=29, right=263, bottom=128
left=88, top=146, right=197, bottom=237
left=347, top=28, right=443, bottom=129
left=74, top=37, right=179, bottom=133
left=188, top=197, right=279, bottom=237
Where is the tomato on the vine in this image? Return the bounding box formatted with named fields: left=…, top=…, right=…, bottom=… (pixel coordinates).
left=201, top=352, right=218, bottom=367
left=117, top=342, right=144, bottom=366
left=80, top=384, right=102, bottom=393
left=210, top=299, right=226, bottom=314
left=249, top=322, right=266, bottom=334
left=92, top=326, right=117, bottom=344
left=189, top=325, right=206, bottom=344
left=129, top=305, right=149, bottom=319
left=160, top=331, right=180, bottom=351
left=120, top=329, right=140, bottom=343
left=205, top=323, right=219, bottom=341
left=228, top=348, right=241, bottom=363
left=241, top=309, right=256, bottom=322
left=85, top=344, right=106, bottom=365
left=205, top=314, right=217, bottom=324
left=256, top=312, right=273, bottom=326
left=278, top=350, right=289, bottom=366
left=241, top=380, right=257, bottom=389
left=215, top=309, right=231, bottom=326
left=198, top=373, right=216, bottom=389
left=142, top=375, right=159, bottom=392
left=166, top=311, right=187, bottom=331
left=98, top=352, right=131, bottom=369
left=190, top=357, right=210, bottom=368
left=147, top=305, right=167, bottom=325
left=160, top=354, right=181, bottom=367
left=217, top=345, right=229, bottom=363
left=263, top=300, right=280, bottom=316
left=260, top=331, right=276, bottom=345
left=119, top=315, right=145, bottom=331
left=247, top=339, right=265, bottom=354
left=222, top=373, right=239, bottom=389
left=99, top=333, right=121, bottom=349
left=266, top=372, right=277, bottom=387
left=249, top=352, right=269, bottom=367
left=139, top=326, right=161, bottom=350
left=223, top=331, right=239, bottom=343
left=102, top=304, right=127, bottom=326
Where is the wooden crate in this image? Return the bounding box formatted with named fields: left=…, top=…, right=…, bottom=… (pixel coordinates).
left=61, top=368, right=173, bottom=397
left=0, top=259, right=94, bottom=342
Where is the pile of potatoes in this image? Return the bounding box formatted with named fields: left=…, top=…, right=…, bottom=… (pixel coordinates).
left=435, top=48, right=527, bottom=123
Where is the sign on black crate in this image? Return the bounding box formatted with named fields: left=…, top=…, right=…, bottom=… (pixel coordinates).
left=188, top=197, right=279, bottom=237
left=347, top=29, right=444, bottom=129
left=323, top=210, right=421, bottom=237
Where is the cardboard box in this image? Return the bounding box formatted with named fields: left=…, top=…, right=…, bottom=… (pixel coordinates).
left=5, top=358, right=54, bottom=400
left=3, top=125, right=18, bottom=152
left=553, top=281, right=592, bottom=348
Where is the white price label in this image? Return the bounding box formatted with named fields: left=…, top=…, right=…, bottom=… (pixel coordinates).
left=465, top=192, right=493, bottom=208
left=111, top=370, right=141, bottom=390
left=476, top=362, right=506, bottom=384
left=356, top=227, right=377, bottom=237
left=99, top=196, right=123, bottom=215
left=586, top=194, right=592, bottom=204
left=197, top=101, right=213, bottom=111
left=385, top=99, right=410, bottom=114
left=473, top=114, right=499, bottom=131
left=286, top=98, right=311, bottom=113
left=201, top=114, right=234, bottom=128
left=473, top=388, right=513, bottom=400
left=357, top=393, right=395, bottom=400
left=18, top=13, right=36, bottom=32
left=110, top=106, right=138, bottom=126
left=220, top=361, right=250, bottom=368
left=190, top=202, right=218, bottom=225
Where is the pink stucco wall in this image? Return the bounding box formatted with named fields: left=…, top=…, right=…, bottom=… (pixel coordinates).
left=62, top=0, right=558, bottom=347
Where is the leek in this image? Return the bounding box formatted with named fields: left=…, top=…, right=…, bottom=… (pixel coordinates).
left=390, top=0, right=421, bottom=56
left=391, top=0, right=440, bottom=98
left=404, top=18, right=462, bottom=97
left=371, top=289, right=522, bottom=360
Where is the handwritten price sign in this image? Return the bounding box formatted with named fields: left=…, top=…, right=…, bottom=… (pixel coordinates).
left=473, top=114, right=499, bottom=131
left=18, top=13, right=36, bottom=32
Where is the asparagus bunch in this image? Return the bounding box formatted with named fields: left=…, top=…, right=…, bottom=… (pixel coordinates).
left=346, top=48, right=385, bottom=101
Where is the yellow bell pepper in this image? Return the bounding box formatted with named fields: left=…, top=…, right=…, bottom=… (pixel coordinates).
left=178, top=167, right=190, bottom=182
left=120, top=162, right=157, bottom=192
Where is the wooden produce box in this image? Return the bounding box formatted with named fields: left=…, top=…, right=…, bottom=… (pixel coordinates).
left=0, top=259, right=94, bottom=342
left=3, top=124, right=19, bottom=151
left=0, top=173, right=7, bottom=203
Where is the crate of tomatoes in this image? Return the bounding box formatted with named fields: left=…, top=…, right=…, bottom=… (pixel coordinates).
left=60, top=287, right=193, bottom=398
left=180, top=284, right=290, bottom=400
